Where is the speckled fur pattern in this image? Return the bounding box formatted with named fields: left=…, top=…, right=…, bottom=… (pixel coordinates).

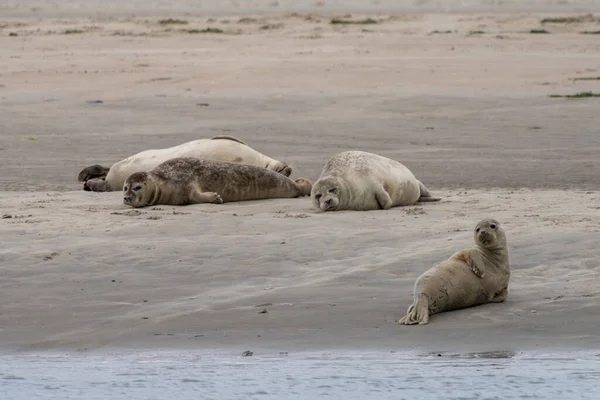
left=398, top=219, right=511, bottom=325
left=122, top=157, right=312, bottom=208
left=310, top=150, right=440, bottom=212
left=79, top=135, right=292, bottom=192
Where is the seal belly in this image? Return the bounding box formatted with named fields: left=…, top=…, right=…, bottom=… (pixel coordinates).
left=418, top=262, right=488, bottom=314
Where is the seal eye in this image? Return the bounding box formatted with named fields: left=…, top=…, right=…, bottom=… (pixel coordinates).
left=133, top=185, right=142, bottom=191
left=329, top=188, right=337, bottom=193
left=123, top=186, right=128, bottom=192
left=490, top=224, right=496, bottom=229
left=476, top=228, right=480, bottom=233
left=315, top=194, right=322, bottom=200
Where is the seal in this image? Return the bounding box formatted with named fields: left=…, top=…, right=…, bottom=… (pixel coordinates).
left=78, top=135, right=292, bottom=192
left=122, top=157, right=312, bottom=208
left=310, top=151, right=440, bottom=211
left=398, top=219, right=511, bottom=325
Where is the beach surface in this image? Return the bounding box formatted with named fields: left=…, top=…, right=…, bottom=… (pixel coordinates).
left=1, top=0, right=599, bottom=353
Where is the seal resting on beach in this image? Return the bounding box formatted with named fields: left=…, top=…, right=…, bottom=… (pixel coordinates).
left=78, top=135, right=292, bottom=192
left=310, top=150, right=440, bottom=211
left=398, top=219, right=511, bottom=325
left=122, top=157, right=312, bottom=208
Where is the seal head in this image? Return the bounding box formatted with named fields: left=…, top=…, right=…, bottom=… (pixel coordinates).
left=123, top=172, right=153, bottom=208
left=474, top=219, right=505, bottom=250
left=311, top=177, right=342, bottom=211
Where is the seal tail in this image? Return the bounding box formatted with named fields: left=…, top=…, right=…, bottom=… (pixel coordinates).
left=398, top=294, right=430, bottom=325
left=294, top=177, right=312, bottom=197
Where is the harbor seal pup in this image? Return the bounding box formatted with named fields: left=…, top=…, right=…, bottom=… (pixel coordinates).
left=398, top=219, right=510, bottom=325
left=310, top=151, right=440, bottom=212
left=78, top=135, right=292, bottom=192
left=122, top=157, right=312, bottom=208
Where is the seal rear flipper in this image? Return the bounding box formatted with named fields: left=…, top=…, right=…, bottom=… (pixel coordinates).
left=398, top=294, right=430, bottom=325
left=417, top=180, right=441, bottom=202
left=293, top=177, right=312, bottom=197
left=78, top=165, right=110, bottom=182
left=418, top=196, right=441, bottom=203
left=83, top=178, right=111, bottom=192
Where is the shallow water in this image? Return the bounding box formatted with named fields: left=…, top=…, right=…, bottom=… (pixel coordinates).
left=1, top=349, right=599, bottom=400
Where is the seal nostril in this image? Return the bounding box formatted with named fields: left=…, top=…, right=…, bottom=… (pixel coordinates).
left=325, top=199, right=332, bottom=206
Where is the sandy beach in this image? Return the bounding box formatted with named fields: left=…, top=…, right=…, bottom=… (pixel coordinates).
left=1, top=0, right=599, bottom=353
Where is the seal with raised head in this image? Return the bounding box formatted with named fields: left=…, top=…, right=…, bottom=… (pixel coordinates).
left=78, top=135, right=292, bottom=192
left=310, top=151, right=440, bottom=212
left=122, top=157, right=312, bottom=208
left=398, top=219, right=510, bottom=325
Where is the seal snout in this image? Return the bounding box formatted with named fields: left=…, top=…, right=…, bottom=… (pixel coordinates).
left=477, top=230, right=494, bottom=246
left=318, top=195, right=339, bottom=212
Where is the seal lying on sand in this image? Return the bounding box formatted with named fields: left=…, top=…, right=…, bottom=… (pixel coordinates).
left=398, top=219, right=511, bottom=325
left=78, top=135, right=292, bottom=192
left=122, top=157, right=312, bottom=208
left=311, top=151, right=440, bottom=211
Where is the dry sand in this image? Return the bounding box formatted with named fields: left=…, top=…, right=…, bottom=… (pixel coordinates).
left=1, top=1, right=599, bottom=353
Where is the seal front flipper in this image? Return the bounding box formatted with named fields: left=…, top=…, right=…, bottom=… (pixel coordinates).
left=374, top=185, right=393, bottom=210
left=469, top=264, right=485, bottom=278
left=467, top=256, right=485, bottom=278
left=453, top=250, right=485, bottom=278
left=189, top=188, right=223, bottom=204
left=278, top=164, right=293, bottom=177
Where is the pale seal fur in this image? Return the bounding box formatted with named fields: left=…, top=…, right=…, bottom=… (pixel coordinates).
left=398, top=219, right=511, bottom=325
left=122, top=157, right=312, bottom=208
left=78, top=135, right=292, bottom=192
left=311, top=151, right=440, bottom=211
